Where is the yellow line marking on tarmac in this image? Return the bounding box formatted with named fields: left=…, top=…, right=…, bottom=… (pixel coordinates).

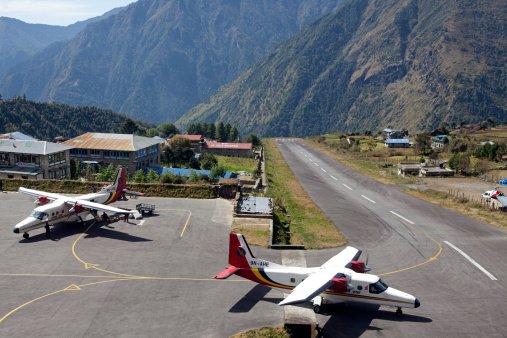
left=64, top=284, right=81, bottom=291
left=0, top=273, right=127, bottom=279
left=378, top=217, right=444, bottom=277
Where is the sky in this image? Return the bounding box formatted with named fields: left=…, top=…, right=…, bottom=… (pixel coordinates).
left=0, top=0, right=137, bottom=26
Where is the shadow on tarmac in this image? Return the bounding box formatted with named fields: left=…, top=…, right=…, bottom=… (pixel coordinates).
left=319, top=303, right=432, bottom=338
left=19, top=220, right=151, bottom=243
left=229, top=285, right=282, bottom=312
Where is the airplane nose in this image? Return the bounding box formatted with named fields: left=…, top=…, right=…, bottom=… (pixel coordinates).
left=415, top=298, right=420, bottom=308
left=13, top=228, right=19, bottom=234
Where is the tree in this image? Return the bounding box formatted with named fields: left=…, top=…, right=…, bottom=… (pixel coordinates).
left=157, top=123, right=179, bottom=138
left=206, top=123, right=216, bottom=140
left=216, top=122, right=226, bottom=142
left=414, top=133, right=431, bottom=155
left=210, top=164, right=227, bottom=180
left=229, top=127, right=239, bottom=142
left=200, top=153, right=218, bottom=170
left=120, top=118, right=139, bottom=134
left=224, top=124, right=232, bottom=141
left=132, top=169, right=146, bottom=183
left=166, top=137, right=194, bottom=166
left=145, top=128, right=159, bottom=137
left=146, top=169, right=160, bottom=182
left=96, top=164, right=116, bottom=182
left=245, top=134, right=261, bottom=147
left=449, top=153, right=471, bottom=174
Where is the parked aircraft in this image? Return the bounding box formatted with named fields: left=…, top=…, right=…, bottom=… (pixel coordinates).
left=13, top=167, right=139, bottom=239
left=215, top=233, right=420, bottom=316
left=482, top=187, right=507, bottom=207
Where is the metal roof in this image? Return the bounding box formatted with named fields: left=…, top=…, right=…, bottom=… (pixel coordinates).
left=0, top=140, right=70, bottom=155
left=175, top=134, right=202, bottom=141
left=384, top=139, right=411, bottom=144
left=0, top=132, right=37, bottom=140
left=204, top=141, right=252, bottom=150
left=63, top=133, right=161, bottom=151
left=237, top=196, right=273, bottom=214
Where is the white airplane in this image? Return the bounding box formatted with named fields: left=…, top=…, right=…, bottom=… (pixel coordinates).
left=215, top=233, right=420, bottom=316
left=13, top=167, right=139, bottom=239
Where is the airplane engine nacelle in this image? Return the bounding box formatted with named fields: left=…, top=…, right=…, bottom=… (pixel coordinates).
left=329, top=277, right=349, bottom=293
left=350, top=261, right=366, bottom=273
left=70, top=203, right=84, bottom=213
left=37, top=196, right=49, bottom=205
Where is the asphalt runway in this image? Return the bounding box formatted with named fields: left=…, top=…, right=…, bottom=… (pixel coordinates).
left=277, top=139, right=507, bottom=337
left=0, top=194, right=282, bottom=337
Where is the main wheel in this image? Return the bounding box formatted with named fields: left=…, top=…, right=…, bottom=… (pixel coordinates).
left=23, top=232, right=29, bottom=239
left=396, top=308, right=403, bottom=317
left=313, top=305, right=321, bottom=314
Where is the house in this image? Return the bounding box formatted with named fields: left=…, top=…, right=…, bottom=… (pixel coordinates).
left=172, top=134, right=203, bottom=150
left=0, top=139, right=71, bottom=179
left=431, top=135, right=450, bottom=150
left=63, top=133, right=163, bottom=173
left=202, top=141, right=254, bottom=157
left=384, top=139, right=412, bottom=148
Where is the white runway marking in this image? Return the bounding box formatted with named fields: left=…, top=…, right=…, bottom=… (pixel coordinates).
left=330, top=175, right=338, bottom=181
left=321, top=168, right=327, bottom=173
left=361, top=195, right=376, bottom=204
left=342, top=184, right=352, bottom=190
left=444, top=241, right=497, bottom=281
left=314, top=162, right=319, bottom=167
left=390, top=211, right=415, bottom=225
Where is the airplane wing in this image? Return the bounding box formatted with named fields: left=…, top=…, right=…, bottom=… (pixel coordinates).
left=497, top=195, right=507, bottom=207
left=123, top=189, right=144, bottom=197
left=18, top=187, right=65, bottom=201
left=68, top=199, right=134, bottom=214
left=279, top=246, right=360, bottom=306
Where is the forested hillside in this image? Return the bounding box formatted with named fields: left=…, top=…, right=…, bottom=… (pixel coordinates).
left=0, top=97, right=136, bottom=140
left=178, top=0, right=507, bottom=136
left=0, top=0, right=345, bottom=123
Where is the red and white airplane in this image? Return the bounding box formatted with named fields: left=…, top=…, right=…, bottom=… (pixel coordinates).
left=215, top=233, right=420, bottom=316
left=13, top=167, right=139, bottom=239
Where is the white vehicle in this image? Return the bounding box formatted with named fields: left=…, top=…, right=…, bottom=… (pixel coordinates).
left=13, top=167, right=139, bottom=239
left=216, top=233, right=420, bottom=316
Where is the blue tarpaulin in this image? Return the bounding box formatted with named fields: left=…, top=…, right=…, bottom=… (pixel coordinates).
left=150, top=167, right=234, bottom=178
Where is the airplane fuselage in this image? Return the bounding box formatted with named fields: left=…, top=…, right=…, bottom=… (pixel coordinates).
left=13, top=190, right=117, bottom=235
left=236, top=265, right=418, bottom=309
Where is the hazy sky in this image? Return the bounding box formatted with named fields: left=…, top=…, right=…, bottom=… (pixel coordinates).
left=0, top=0, right=137, bottom=26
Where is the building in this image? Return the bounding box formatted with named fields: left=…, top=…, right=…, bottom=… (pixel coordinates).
left=64, top=133, right=163, bottom=173
left=0, top=131, right=37, bottom=141
left=172, top=134, right=203, bottom=150
left=0, top=139, right=71, bottom=179
left=384, top=139, right=412, bottom=148
left=431, top=135, right=450, bottom=150
left=202, top=141, right=254, bottom=157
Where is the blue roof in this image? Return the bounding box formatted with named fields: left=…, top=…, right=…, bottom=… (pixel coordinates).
left=150, top=167, right=234, bottom=178
left=384, top=138, right=411, bottom=144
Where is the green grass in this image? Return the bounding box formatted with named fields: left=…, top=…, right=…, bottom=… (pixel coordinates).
left=263, top=139, right=346, bottom=249
left=216, top=155, right=258, bottom=174
left=231, top=327, right=290, bottom=338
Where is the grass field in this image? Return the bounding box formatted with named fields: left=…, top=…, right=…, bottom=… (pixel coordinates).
left=216, top=155, right=258, bottom=174
left=263, top=139, right=346, bottom=249
left=231, top=327, right=289, bottom=338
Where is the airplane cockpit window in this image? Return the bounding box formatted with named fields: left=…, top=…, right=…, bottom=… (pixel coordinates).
left=369, top=279, right=388, bottom=294
left=31, top=211, right=48, bottom=220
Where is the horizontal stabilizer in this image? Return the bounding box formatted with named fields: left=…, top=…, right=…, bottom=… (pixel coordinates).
left=214, top=266, right=240, bottom=279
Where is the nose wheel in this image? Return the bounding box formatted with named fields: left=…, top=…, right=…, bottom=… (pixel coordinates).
left=23, top=232, right=29, bottom=239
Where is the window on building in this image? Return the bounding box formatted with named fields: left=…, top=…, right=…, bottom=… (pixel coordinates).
left=70, top=149, right=88, bottom=157
left=90, top=149, right=101, bottom=158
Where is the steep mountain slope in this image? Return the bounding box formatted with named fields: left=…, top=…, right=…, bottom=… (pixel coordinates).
left=178, top=0, right=507, bottom=136
left=0, top=97, right=136, bottom=140
left=0, top=8, right=123, bottom=78
left=0, top=0, right=345, bottom=123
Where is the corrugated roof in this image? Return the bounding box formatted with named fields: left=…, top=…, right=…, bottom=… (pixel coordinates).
left=175, top=134, right=202, bottom=141
left=204, top=141, right=252, bottom=150
left=63, top=133, right=161, bottom=151
left=385, top=139, right=411, bottom=144
left=0, top=140, right=70, bottom=155
left=0, top=132, right=37, bottom=140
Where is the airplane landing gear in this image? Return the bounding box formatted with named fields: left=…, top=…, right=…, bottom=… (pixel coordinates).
left=396, top=307, right=403, bottom=317
left=45, top=223, right=51, bottom=239
left=312, top=296, right=323, bottom=314
left=23, top=232, right=29, bottom=239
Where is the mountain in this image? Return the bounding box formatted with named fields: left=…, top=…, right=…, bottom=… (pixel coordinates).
left=178, top=0, right=507, bottom=136
left=0, top=8, right=124, bottom=78
left=0, top=0, right=345, bottom=123
left=0, top=97, right=138, bottom=141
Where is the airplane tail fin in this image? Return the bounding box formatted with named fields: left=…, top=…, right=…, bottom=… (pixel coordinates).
left=100, top=167, right=127, bottom=202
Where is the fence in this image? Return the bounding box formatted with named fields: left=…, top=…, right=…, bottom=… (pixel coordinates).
left=448, top=189, right=505, bottom=211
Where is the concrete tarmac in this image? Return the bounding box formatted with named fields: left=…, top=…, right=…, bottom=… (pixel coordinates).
left=277, top=139, right=507, bottom=337
left=0, top=194, right=282, bottom=337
